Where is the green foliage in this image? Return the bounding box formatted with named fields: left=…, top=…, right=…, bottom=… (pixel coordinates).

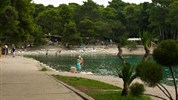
left=146, top=40, right=178, bottom=100
left=54, top=75, right=120, bottom=89
left=79, top=19, right=95, bottom=39
left=123, top=4, right=140, bottom=37
left=30, top=24, right=45, bottom=46
left=0, top=0, right=10, bottom=13
left=34, top=38, right=47, bottom=46
left=117, top=35, right=128, bottom=47
left=1, top=0, right=178, bottom=47
left=108, top=0, right=126, bottom=11
left=62, top=21, right=82, bottom=46
left=0, top=0, right=43, bottom=45
left=166, top=1, right=178, bottom=28
left=54, top=75, right=151, bottom=100
left=140, top=32, right=157, bottom=47
left=0, top=6, right=19, bottom=43
left=110, top=20, right=127, bottom=41
left=68, top=3, right=80, bottom=20
left=127, top=41, right=137, bottom=48
left=118, top=63, right=137, bottom=95
left=140, top=32, right=157, bottom=61
left=36, top=8, right=62, bottom=35
left=149, top=0, right=178, bottom=40
left=11, top=0, right=36, bottom=43
left=103, top=7, right=117, bottom=19
left=58, top=4, right=72, bottom=25
left=40, top=67, right=48, bottom=71
left=136, top=61, right=163, bottom=87
left=90, top=91, right=151, bottom=100
left=79, top=0, right=101, bottom=21
left=94, top=21, right=112, bottom=40
left=33, top=4, right=47, bottom=18
left=130, top=82, right=145, bottom=96
left=119, top=63, right=136, bottom=84
left=153, top=40, right=178, bottom=66
left=138, top=2, right=150, bottom=32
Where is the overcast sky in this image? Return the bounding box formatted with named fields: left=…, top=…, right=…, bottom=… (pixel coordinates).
left=33, top=0, right=152, bottom=7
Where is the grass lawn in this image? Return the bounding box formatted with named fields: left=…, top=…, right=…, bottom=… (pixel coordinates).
left=53, top=75, right=151, bottom=100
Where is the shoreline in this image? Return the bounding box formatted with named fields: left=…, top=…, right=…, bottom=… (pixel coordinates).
left=28, top=54, right=174, bottom=100
left=11, top=44, right=175, bottom=100
left=20, top=45, right=176, bottom=100
left=43, top=65, right=175, bottom=100
left=22, top=45, right=153, bottom=56
left=11, top=48, right=174, bottom=100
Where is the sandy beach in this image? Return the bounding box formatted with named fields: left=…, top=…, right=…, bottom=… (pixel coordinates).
left=22, top=44, right=153, bottom=56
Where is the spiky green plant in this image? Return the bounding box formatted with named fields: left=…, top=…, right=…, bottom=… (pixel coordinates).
left=140, top=32, right=157, bottom=61
left=117, top=63, right=137, bottom=96
left=117, top=35, right=128, bottom=64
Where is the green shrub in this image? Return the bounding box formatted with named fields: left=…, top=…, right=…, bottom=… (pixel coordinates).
left=40, top=67, right=48, bottom=71
left=153, top=40, right=178, bottom=66
left=130, top=82, right=145, bottom=96
left=136, top=61, right=163, bottom=87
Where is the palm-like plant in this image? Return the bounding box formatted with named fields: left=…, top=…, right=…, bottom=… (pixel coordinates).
left=140, top=32, right=157, bottom=61
left=117, top=63, right=137, bottom=96
left=117, top=35, right=128, bottom=64
left=117, top=35, right=138, bottom=96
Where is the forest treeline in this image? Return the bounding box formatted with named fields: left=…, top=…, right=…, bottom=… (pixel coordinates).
left=0, top=0, right=178, bottom=46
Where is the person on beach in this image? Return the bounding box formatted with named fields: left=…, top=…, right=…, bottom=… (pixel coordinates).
left=46, top=50, right=48, bottom=55
left=11, top=44, right=15, bottom=57
left=4, top=45, right=8, bottom=55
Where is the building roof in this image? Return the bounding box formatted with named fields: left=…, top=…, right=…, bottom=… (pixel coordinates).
left=127, top=38, right=141, bottom=41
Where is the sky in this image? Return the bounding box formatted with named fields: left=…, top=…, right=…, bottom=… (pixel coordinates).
left=32, top=0, right=152, bottom=7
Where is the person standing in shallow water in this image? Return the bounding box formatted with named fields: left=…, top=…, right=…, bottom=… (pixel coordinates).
left=77, top=56, right=81, bottom=72
left=76, top=56, right=84, bottom=72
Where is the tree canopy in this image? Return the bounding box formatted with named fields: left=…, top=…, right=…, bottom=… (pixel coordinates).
left=0, top=0, right=178, bottom=46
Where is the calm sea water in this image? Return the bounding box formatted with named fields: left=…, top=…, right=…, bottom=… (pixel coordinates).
left=26, top=54, right=178, bottom=85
